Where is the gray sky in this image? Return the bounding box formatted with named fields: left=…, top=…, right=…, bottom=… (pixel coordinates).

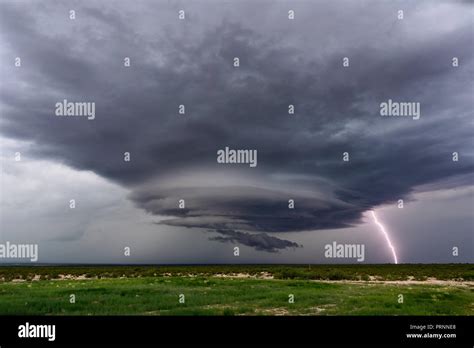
left=0, top=0, right=472, bottom=263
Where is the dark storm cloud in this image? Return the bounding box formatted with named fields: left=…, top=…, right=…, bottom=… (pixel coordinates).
left=141, top=185, right=361, bottom=232
left=210, top=229, right=300, bottom=253
left=0, top=1, right=472, bottom=251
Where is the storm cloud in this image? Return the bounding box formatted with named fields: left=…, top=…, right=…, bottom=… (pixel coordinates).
left=0, top=0, right=472, bottom=252
left=210, top=229, right=300, bottom=253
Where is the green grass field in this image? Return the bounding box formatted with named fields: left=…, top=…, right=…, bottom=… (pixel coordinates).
left=0, top=264, right=472, bottom=315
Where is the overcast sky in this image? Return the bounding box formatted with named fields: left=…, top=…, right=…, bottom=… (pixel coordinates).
left=0, top=0, right=472, bottom=264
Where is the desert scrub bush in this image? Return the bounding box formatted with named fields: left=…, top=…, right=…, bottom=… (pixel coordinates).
left=223, top=308, right=235, bottom=316
left=327, top=271, right=349, bottom=280
left=275, top=269, right=302, bottom=279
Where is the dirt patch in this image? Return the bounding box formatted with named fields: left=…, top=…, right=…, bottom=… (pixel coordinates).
left=256, top=307, right=290, bottom=316
left=57, top=274, right=90, bottom=280
left=212, top=272, right=274, bottom=279
left=307, top=304, right=337, bottom=314
left=313, top=279, right=474, bottom=287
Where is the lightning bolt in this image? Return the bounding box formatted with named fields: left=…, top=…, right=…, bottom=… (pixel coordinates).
left=371, top=210, right=398, bottom=264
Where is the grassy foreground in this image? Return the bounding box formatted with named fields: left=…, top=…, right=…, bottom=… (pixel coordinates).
left=0, top=265, right=472, bottom=315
